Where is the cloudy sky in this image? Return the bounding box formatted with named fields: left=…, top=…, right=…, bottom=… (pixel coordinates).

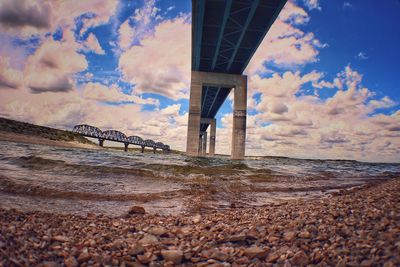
left=0, top=0, right=399, bottom=162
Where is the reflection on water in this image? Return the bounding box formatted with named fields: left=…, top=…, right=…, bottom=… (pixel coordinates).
left=0, top=140, right=399, bottom=216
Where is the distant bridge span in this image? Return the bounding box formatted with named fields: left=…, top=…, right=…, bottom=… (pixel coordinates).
left=187, top=0, right=288, bottom=159
left=72, top=124, right=170, bottom=153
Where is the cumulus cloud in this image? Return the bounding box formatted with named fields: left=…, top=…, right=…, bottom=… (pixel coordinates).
left=240, top=65, right=399, bottom=162
left=0, top=56, right=23, bottom=90
left=119, top=15, right=191, bottom=100
left=83, top=33, right=105, bottom=54
left=118, top=0, right=161, bottom=50
left=24, top=33, right=88, bottom=93
left=82, top=82, right=159, bottom=106
left=0, top=0, right=117, bottom=37
left=303, top=0, right=321, bottom=10
left=245, top=1, right=326, bottom=75
left=0, top=0, right=51, bottom=31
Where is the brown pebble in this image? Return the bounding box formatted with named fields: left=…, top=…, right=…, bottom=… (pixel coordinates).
left=64, top=256, right=78, bottom=267
left=161, top=249, right=183, bottom=264
left=291, top=251, right=308, bottom=266
left=244, top=246, right=268, bottom=259
left=129, top=206, right=146, bottom=215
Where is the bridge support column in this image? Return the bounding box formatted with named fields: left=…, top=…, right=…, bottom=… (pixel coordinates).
left=186, top=71, right=247, bottom=159
left=124, top=143, right=129, bottom=152
left=209, top=119, right=216, bottom=156
left=232, top=76, right=247, bottom=160
left=99, top=139, right=104, bottom=147
left=141, top=146, right=145, bottom=153
left=153, top=147, right=156, bottom=154
left=186, top=71, right=203, bottom=156
left=202, top=131, right=207, bottom=156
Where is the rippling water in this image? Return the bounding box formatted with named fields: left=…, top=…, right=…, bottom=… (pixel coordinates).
left=0, top=140, right=398, bottom=216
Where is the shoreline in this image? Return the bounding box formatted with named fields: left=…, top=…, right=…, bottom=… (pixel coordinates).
left=1, top=178, right=399, bottom=266
left=0, top=131, right=100, bottom=150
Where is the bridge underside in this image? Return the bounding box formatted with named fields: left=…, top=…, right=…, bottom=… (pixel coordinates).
left=188, top=0, right=287, bottom=159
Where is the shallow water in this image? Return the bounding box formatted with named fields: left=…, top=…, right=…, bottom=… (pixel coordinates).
left=0, top=140, right=399, bottom=216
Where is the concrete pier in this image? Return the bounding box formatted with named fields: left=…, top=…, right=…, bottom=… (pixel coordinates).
left=124, top=143, right=129, bottom=152
left=186, top=71, right=247, bottom=159
left=202, top=131, right=207, bottom=156
left=99, top=139, right=104, bottom=147
left=209, top=118, right=216, bottom=156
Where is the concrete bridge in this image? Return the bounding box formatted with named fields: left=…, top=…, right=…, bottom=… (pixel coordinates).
left=187, top=0, right=287, bottom=159
left=72, top=124, right=170, bottom=153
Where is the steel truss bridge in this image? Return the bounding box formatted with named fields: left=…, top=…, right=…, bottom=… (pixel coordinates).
left=72, top=124, right=170, bottom=153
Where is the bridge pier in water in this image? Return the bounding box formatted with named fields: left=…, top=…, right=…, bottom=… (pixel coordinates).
left=124, top=143, right=129, bottom=152
left=186, top=71, right=247, bottom=160
left=98, top=139, right=104, bottom=147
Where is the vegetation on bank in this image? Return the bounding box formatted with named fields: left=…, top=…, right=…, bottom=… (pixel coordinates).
left=0, top=117, right=94, bottom=145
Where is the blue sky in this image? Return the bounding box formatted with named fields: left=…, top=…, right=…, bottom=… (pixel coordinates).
left=0, top=0, right=399, bottom=162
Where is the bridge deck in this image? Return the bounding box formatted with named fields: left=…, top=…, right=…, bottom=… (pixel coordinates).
left=193, top=0, right=287, bottom=131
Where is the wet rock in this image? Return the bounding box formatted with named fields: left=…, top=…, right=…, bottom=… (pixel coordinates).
left=64, top=256, right=78, bottom=267
left=244, top=246, right=268, bottom=259
left=129, top=206, right=146, bottom=215
left=161, top=249, right=183, bottom=264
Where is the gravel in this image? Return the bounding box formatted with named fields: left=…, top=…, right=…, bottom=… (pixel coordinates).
left=1, top=178, right=399, bottom=266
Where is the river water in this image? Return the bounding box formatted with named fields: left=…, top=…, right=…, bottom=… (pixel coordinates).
left=0, top=140, right=398, bottom=216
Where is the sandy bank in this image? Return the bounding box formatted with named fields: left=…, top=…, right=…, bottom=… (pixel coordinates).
left=0, top=131, right=99, bottom=150
left=1, top=178, right=399, bottom=266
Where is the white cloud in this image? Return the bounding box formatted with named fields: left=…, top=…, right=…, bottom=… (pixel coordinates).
left=357, top=51, right=368, bottom=60
left=245, top=1, right=325, bottom=75
left=303, top=0, right=321, bottom=11
left=119, top=15, right=191, bottom=100
left=118, top=0, right=161, bottom=50
left=83, top=33, right=105, bottom=54
left=0, top=0, right=118, bottom=38
left=0, top=56, right=23, bottom=90
left=23, top=32, right=88, bottom=93
left=82, top=82, right=159, bottom=106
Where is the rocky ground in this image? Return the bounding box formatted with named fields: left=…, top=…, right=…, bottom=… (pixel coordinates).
left=0, top=178, right=399, bottom=267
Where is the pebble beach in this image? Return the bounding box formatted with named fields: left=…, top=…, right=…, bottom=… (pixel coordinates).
left=1, top=178, right=399, bottom=266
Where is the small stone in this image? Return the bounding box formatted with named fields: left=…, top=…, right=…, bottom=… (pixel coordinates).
left=161, top=249, right=183, bottom=264
left=284, top=231, right=296, bottom=241
left=266, top=253, right=280, bottom=263
left=40, top=261, right=58, bottom=267
left=244, top=246, right=268, bottom=259
left=129, top=206, right=146, bottom=215
left=291, top=251, right=308, bottom=266
left=64, top=256, right=78, bottom=267
left=128, top=243, right=144, bottom=255
left=147, top=226, right=166, bottom=236
left=192, top=214, right=202, bottom=223
left=77, top=252, right=91, bottom=263
left=52, top=235, right=69, bottom=242
left=268, top=236, right=279, bottom=243
left=298, top=231, right=311, bottom=239
left=226, top=234, right=246, bottom=242
left=139, top=234, right=158, bottom=245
